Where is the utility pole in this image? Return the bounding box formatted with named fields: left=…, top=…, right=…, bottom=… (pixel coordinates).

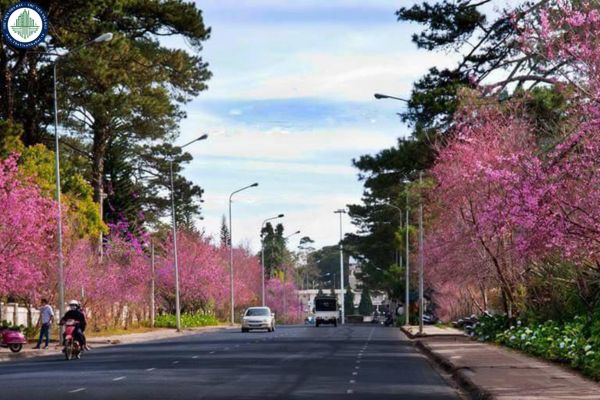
left=418, top=171, right=424, bottom=335
left=405, top=186, right=410, bottom=326
left=151, top=241, right=155, bottom=328
left=229, top=183, right=259, bottom=325
left=334, top=209, right=346, bottom=325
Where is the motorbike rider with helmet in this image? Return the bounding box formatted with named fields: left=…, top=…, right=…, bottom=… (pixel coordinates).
left=59, top=300, right=89, bottom=351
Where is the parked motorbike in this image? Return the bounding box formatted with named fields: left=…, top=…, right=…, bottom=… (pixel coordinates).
left=383, top=314, right=394, bottom=327
left=62, top=319, right=81, bottom=360
left=0, top=327, right=27, bottom=353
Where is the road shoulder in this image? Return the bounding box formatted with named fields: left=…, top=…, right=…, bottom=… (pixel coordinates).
left=0, top=325, right=237, bottom=363
left=403, top=326, right=600, bottom=399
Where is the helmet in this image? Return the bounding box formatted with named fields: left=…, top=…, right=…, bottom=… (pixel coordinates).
left=68, top=300, right=80, bottom=307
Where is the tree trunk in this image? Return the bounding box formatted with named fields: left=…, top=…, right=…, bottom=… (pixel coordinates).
left=0, top=37, right=13, bottom=122
left=91, top=124, right=110, bottom=203
left=22, top=55, right=39, bottom=145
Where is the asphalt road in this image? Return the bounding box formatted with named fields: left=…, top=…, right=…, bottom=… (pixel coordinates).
left=0, top=324, right=460, bottom=400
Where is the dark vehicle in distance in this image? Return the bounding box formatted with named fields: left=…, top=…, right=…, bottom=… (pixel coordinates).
left=314, top=296, right=338, bottom=327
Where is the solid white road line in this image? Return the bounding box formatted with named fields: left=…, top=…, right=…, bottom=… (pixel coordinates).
left=68, top=388, right=86, bottom=393
left=113, top=376, right=126, bottom=381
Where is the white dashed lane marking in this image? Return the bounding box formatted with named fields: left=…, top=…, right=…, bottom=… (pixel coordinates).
left=192, top=355, right=199, bottom=359
left=145, top=368, right=155, bottom=372
left=112, top=376, right=126, bottom=381
left=69, top=388, right=86, bottom=393
left=172, top=361, right=179, bottom=364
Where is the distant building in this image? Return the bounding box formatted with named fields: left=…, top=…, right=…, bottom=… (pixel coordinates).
left=297, top=257, right=387, bottom=314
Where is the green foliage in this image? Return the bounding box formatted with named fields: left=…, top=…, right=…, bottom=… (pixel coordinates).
left=154, top=313, right=219, bottom=329
left=358, top=288, right=374, bottom=316
left=0, top=320, right=24, bottom=331
left=220, top=215, right=230, bottom=247
left=0, top=132, right=104, bottom=238
left=473, top=314, right=600, bottom=379
left=0, top=0, right=211, bottom=237
left=344, top=287, right=355, bottom=314
left=261, top=222, right=292, bottom=277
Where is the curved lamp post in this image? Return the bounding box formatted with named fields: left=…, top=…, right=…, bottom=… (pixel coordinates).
left=229, top=183, right=259, bottom=325
left=334, top=209, right=347, bottom=325
left=169, top=134, right=208, bottom=332
left=53, top=32, right=112, bottom=334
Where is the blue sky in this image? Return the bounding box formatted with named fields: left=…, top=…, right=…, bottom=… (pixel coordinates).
left=176, top=0, right=464, bottom=251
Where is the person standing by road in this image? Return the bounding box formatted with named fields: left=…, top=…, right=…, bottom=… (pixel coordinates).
left=34, top=298, right=54, bottom=349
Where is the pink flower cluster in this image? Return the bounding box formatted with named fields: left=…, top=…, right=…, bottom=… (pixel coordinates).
left=0, top=154, right=301, bottom=324
left=426, top=1, right=600, bottom=320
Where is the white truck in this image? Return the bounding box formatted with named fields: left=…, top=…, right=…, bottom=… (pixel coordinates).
left=314, top=296, right=338, bottom=327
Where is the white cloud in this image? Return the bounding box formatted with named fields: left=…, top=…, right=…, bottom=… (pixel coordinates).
left=183, top=115, right=399, bottom=162
left=198, top=191, right=360, bottom=253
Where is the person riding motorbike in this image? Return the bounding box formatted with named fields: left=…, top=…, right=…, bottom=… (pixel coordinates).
left=59, top=300, right=89, bottom=351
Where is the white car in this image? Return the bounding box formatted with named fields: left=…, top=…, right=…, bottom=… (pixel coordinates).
left=241, top=307, right=276, bottom=332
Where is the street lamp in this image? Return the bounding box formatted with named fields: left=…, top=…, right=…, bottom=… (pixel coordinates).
left=261, top=213, right=285, bottom=306
left=53, top=32, right=112, bottom=334
left=373, top=93, right=410, bottom=102
left=402, top=178, right=411, bottom=327
left=170, top=134, right=208, bottom=332
left=334, top=209, right=347, bottom=325
left=381, top=203, right=403, bottom=266
left=229, top=182, right=259, bottom=325
left=285, top=230, right=301, bottom=240
left=282, top=230, right=299, bottom=317
left=417, top=171, right=424, bottom=335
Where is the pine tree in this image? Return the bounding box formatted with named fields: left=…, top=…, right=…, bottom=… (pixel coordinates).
left=344, top=287, right=355, bottom=315
left=220, top=215, right=230, bottom=248
left=358, top=287, right=374, bottom=316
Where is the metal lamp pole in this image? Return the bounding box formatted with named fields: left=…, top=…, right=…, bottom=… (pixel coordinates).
left=382, top=203, right=403, bottom=266
left=373, top=93, right=410, bottom=102
left=261, top=214, right=285, bottom=306
left=403, top=179, right=411, bottom=326
left=334, top=209, right=346, bottom=325
left=229, top=183, right=259, bottom=325
left=53, top=32, right=113, bottom=335
left=418, top=171, right=424, bottom=335
left=169, top=134, right=208, bottom=332
left=281, top=230, right=299, bottom=317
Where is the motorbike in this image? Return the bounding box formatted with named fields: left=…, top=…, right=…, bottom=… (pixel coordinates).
left=383, top=314, right=394, bottom=327
left=0, top=327, right=27, bottom=353
left=62, top=319, right=82, bottom=360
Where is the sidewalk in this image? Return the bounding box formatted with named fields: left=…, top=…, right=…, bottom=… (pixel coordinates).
left=402, top=326, right=600, bottom=399
left=0, top=325, right=236, bottom=363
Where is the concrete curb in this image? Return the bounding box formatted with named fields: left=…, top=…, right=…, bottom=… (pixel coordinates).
left=0, top=325, right=237, bottom=363
left=401, top=327, right=494, bottom=399
left=400, top=326, right=466, bottom=339
left=414, top=340, right=494, bottom=400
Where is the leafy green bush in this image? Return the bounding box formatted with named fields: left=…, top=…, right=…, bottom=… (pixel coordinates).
left=154, top=313, right=219, bottom=329
left=0, top=320, right=24, bottom=331
left=471, top=314, right=600, bottom=379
